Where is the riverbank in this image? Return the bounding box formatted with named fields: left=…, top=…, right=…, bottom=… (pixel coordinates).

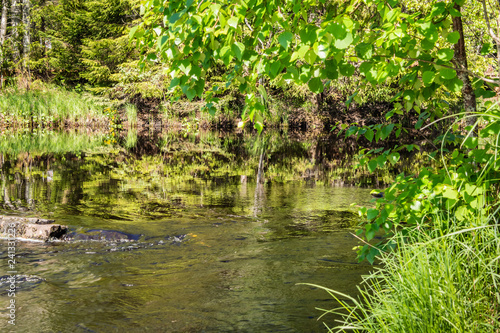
left=320, top=220, right=500, bottom=332
left=0, top=83, right=419, bottom=135
left=0, top=84, right=111, bottom=129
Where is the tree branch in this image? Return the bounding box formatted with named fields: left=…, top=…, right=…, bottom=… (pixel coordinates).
left=481, top=0, right=500, bottom=44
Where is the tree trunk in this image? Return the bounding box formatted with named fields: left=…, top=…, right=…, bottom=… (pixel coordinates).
left=22, top=0, right=29, bottom=56
left=11, top=0, right=20, bottom=61
left=0, top=0, right=7, bottom=88
left=452, top=4, right=477, bottom=131
left=0, top=0, right=8, bottom=44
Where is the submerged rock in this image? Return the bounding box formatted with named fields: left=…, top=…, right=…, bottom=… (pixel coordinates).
left=370, top=190, right=384, bottom=198
left=0, top=215, right=185, bottom=245
left=62, top=229, right=141, bottom=242
left=0, top=215, right=67, bottom=241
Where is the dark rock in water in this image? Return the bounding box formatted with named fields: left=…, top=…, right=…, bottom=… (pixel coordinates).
left=62, top=229, right=141, bottom=242
left=370, top=191, right=384, bottom=198
left=0, top=215, right=67, bottom=241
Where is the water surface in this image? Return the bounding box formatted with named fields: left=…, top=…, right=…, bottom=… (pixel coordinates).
left=0, top=130, right=377, bottom=332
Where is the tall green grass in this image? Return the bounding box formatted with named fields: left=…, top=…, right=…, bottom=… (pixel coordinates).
left=0, top=85, right=108, bottom=126
left=125, top=103, right=138, bottom=127
left=310, top=212, right=500, bottom=333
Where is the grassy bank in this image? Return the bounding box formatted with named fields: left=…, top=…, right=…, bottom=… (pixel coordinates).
left=0, top=84, right=111, bottom=128
left=315, top=217, right=500, bottom=332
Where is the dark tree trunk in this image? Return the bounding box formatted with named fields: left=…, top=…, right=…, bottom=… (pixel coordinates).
left=452, top=4, right=477, bottom=131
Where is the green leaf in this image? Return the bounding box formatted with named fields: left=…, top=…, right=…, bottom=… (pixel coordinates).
left=169, top=12, right=182, bottom=24
left=442, top=187, right=458, bottom=200
left=299, top=25, right=318, bottom=45
left=270, top=61, right=282, bottom=78
left=446, top=77, right=463, bottom=92
left=257, top=85, right=268, bottom=102
left=227, top=17, right=238, bottom=29
left=220, top=46, right=231, bottom=58
left=194, top=79, right=205, bottom=97
left=179, top=60, right=191, bottom=75
left=299, top=66, right=311, bottom=83
left=308, top=77, right=324, bottom=93
left=278, top=31, right=293, bottom=50
left=339, top=63, right=355, bottom=76
left=355, top=43, right=373, bottom=60
left=210, top=4, right=221, bottom=15
left=328, top=22, right=347, bottom=40
left=381, top=124, right=395, bottom=140
left=304, top=49, right=317, bottom=65
left=421, top=38, right=435, bottom=50
left=367, top=208, right=379, bottom=221
left=480, top=43, right=492, bottom=55
left=436, top=48, right=454, bottom=61
left=314, top=43, right=328, bottom=59
left=297, top=45, right=310, bottom=60
left=185, top=88, right=196, bottom=101
left=359, top=62, right=376, bottom=81
left=368, top=159, right=378, bottom=172
left=439, top=68, right=457, bottom=80
left=169, top=77, right=180, bottom=91
left=231, top=42, right=245, bottom=60
left=129, top=25, right=139, bottom=39
left=334, top=32, right=353, bottom=49
left=388, top=152, right=400, bottom=165
left=430, top=3, right=446, bottom=17
left=365, top=129, right=374, bottom=142
left=422, top=71, right=435, bottom=85
left=448, top=7, right=462, bottom=17
left=447, top=31, right=460, bottom=43
left=385, top=9, right=400, bottom=23
left=325, top=59, right=338, bottom=79
left=463, top=137, right=478, bottom=149
left=158, top=35, right=169, bottom=51
left=410, top=200, right=422, bottom=211
left=455, top=205, right=467, bottom=221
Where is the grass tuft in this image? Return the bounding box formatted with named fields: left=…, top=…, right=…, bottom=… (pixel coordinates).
left=311, top=216, right=500, bottom=332
left=125, top=103, right=138, bottom=127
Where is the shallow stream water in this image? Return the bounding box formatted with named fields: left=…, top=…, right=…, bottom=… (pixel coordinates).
left=0, top=130, right=379, bottom=332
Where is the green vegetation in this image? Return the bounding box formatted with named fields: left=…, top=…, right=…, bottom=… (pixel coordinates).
left=311, top=221, right=500, bottom=332
left=0, top=84, right=109, bottom=127
left=125, top=103, right=138, bottom=127
left=306, top=110, right=500, bottom=330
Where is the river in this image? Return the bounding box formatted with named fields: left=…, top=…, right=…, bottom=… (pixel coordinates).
left=0, top=129, right=381, bottom=332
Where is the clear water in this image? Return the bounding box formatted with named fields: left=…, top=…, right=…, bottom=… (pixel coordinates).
left=0, top=130, right=376, bottom=332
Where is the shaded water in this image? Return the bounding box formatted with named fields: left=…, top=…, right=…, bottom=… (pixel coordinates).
left=0, top=130, right=380, bottom=332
